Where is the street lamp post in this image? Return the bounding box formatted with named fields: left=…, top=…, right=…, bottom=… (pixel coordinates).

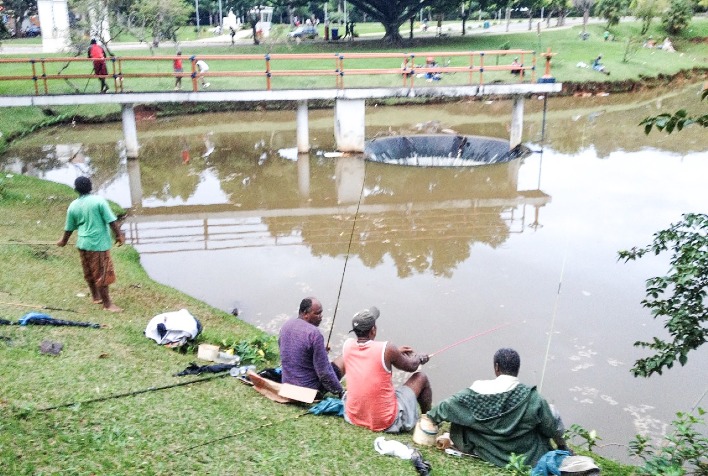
left=195, top=0, right=200, bottom=34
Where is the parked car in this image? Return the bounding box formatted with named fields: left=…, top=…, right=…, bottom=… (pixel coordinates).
left=288, top=25, right=318, bottom=39
left=24, top=26, right=41, bottom=37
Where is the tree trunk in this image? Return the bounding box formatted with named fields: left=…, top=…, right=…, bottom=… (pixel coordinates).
left=409, top=17, right=414, bottom=40
left=505, top=7, right=511, bottom=32
left=582, top=9, right=589, bottom=33
left=383, top=22, right=404, bottom=45
left=462, top=16, right=467, bottom=35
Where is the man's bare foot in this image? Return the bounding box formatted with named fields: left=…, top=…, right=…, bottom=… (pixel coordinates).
left=93, top=299, right=103, bottom=304
left=103, top=304, right=123, bottom=313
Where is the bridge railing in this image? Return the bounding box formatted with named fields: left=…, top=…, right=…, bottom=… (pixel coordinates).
left=0, top=50, right=545, bottom=96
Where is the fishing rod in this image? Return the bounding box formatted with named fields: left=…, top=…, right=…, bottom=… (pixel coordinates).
left=325, top=161, right=367, bottom=349
left=0, top=241, right=57, bottom=246
left=37, top=373, right=229, bottom=412
left=428, top=322, right=512, bottom=358
left=175, top=409, right=310, bottom=454
left=0, top=300, right=80, bottom=314
left=538, top=238, right=569, bottom=393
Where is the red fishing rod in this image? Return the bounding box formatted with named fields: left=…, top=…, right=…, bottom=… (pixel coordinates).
left=428, top=322, right=511, bottom=358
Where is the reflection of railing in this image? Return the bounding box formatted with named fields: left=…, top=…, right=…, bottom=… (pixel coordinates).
left=125, top=195, right=549, bottom=254
left=0, top=49, right=544, bottom=95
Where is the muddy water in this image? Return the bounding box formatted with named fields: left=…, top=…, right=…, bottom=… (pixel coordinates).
left=3, top=83, right=707, bottom=464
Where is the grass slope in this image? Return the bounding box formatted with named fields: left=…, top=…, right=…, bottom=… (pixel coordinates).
left=0, top=177, right=635, bottom=474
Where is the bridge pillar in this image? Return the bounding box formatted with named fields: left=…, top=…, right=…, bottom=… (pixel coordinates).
left=121, top=104, right=140, bottom=158
left=334, top=99, right=365, bottom=152
left=510, top=96, right=524, bottom=149
left=296, top=100, right=310, bottom=153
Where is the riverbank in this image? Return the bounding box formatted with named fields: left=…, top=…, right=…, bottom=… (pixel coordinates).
left=0, top=175, right=635, bottom=474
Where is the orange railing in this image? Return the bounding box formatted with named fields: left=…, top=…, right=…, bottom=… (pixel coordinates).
left=0, top=50, right=546, bottom=96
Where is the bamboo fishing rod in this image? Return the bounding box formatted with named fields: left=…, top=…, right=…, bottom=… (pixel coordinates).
left=0, top=300, right=80, bottom=314
left=37, top=373, right=230, bottom=412
left=0, top=241, right=57, bottom=246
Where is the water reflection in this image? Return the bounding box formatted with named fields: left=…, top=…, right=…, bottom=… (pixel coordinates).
left=121, top=150, right=546, bottom=280
left=2, top=83, right=707, bottom=464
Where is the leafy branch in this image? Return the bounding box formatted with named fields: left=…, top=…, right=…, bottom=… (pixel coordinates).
left=618, top=213, right=708, bottom=378
left=639, top=88, right=708, bottom=134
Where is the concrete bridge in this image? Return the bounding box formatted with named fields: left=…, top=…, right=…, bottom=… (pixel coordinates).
left=0, top=51, right=561, bottom=157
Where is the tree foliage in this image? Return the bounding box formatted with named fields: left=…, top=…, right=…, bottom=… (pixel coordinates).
left=640, top=88, right=708, bottom=134
left=133, top=0, right=193, bottom=47
left=631, top=0, right=666, bottom=34
left=618, top=213, right=708, bottom=378
left=661, top=0, right=694, bottom=34
left=595, top=0, right=628, bottom=29
left=345, top=0, right=438, bottom=44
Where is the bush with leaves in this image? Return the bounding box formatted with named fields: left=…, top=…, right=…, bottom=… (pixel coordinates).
left=661, top=0, right=694, bottom=34
left=618, top=213, right=708, bottom=377
left=629, top=408, right=708, bottom=475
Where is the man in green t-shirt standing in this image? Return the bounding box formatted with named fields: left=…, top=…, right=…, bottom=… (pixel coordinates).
left=57, top=176, right=125, bottom=312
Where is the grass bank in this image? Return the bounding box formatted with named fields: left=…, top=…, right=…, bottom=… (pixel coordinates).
left=0, top=176, right=635, bottom=474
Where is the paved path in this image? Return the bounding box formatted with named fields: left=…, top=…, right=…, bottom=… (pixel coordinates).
left=0, top=17, right=605, bottom=55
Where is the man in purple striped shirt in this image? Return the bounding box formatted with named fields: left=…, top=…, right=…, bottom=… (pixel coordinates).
left=278, top=297, right=344, bottom=398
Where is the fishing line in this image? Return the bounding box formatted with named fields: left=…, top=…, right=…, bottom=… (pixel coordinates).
left=36, top=373, right=229, bottom=412
left=428, top=322, right=511, bottom=358
left=325, top=161, right=367, bottom=349
left=539, top=237, right=569, bottom=393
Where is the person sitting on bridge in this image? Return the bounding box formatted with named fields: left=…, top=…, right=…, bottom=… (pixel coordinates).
left=424, top=57, right=442, bottom=82
left=510, top=57, right=522, bottom=75
left=88, top=39, right=109, bottom=93
left=426, top=348, right=569, bottom=468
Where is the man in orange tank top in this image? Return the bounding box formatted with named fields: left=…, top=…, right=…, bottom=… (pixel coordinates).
left=342, top=306, right=432, bottom=432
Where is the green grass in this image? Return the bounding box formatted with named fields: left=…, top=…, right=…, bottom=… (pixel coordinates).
left=0, top=174, right=637, bottom=474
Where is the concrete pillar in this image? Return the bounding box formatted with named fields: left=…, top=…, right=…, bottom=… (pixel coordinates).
left=510, top=96, right=525, bottom=149
left=334, top=98, right=365, bottom=152
left=297, top=153, right=310, bottom=200
left=121, top=104, right=140, bottom=158
left=37, top=0, right=71, bottom=53
left=126, top=157, right=143, bottom=208
left=296, top=100, right=310, bottom=153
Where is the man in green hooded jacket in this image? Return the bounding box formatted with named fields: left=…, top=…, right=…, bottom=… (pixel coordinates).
left=427, top=348, right=568, bottom=467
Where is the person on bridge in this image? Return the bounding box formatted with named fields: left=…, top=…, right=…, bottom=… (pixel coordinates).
left=425, top=348, right=569, bottom=467
left=57, top=176, right=124, bottom=313
left=88, top=39, right=109, bottom=93
left=173, top=51, right=183, bottom=91
left=196, top=59, right=210, bottom=88
left=278, top=297, right=345, bottom=399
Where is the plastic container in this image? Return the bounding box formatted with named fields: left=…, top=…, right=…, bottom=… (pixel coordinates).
left=215, top=352, right=241, bottom=365
left=197, top=344, right=219, bottom=361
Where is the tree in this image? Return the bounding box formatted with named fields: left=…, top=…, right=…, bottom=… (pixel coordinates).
left=345, top=0, right=439, bottom=44
left=632, top=0, right=666, bottom=34
left=133, top=0, right=192, bottom=47
left=595, top=0, right=627, bottom=29
left=618, top=213, right=708, bottom=378
left=661, top=0, right=693, bottom=34
left=573, top=0, right=594, bottom=34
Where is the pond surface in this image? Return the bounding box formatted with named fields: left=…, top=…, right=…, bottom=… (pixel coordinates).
left=3, top=83, right=707, bottom=464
